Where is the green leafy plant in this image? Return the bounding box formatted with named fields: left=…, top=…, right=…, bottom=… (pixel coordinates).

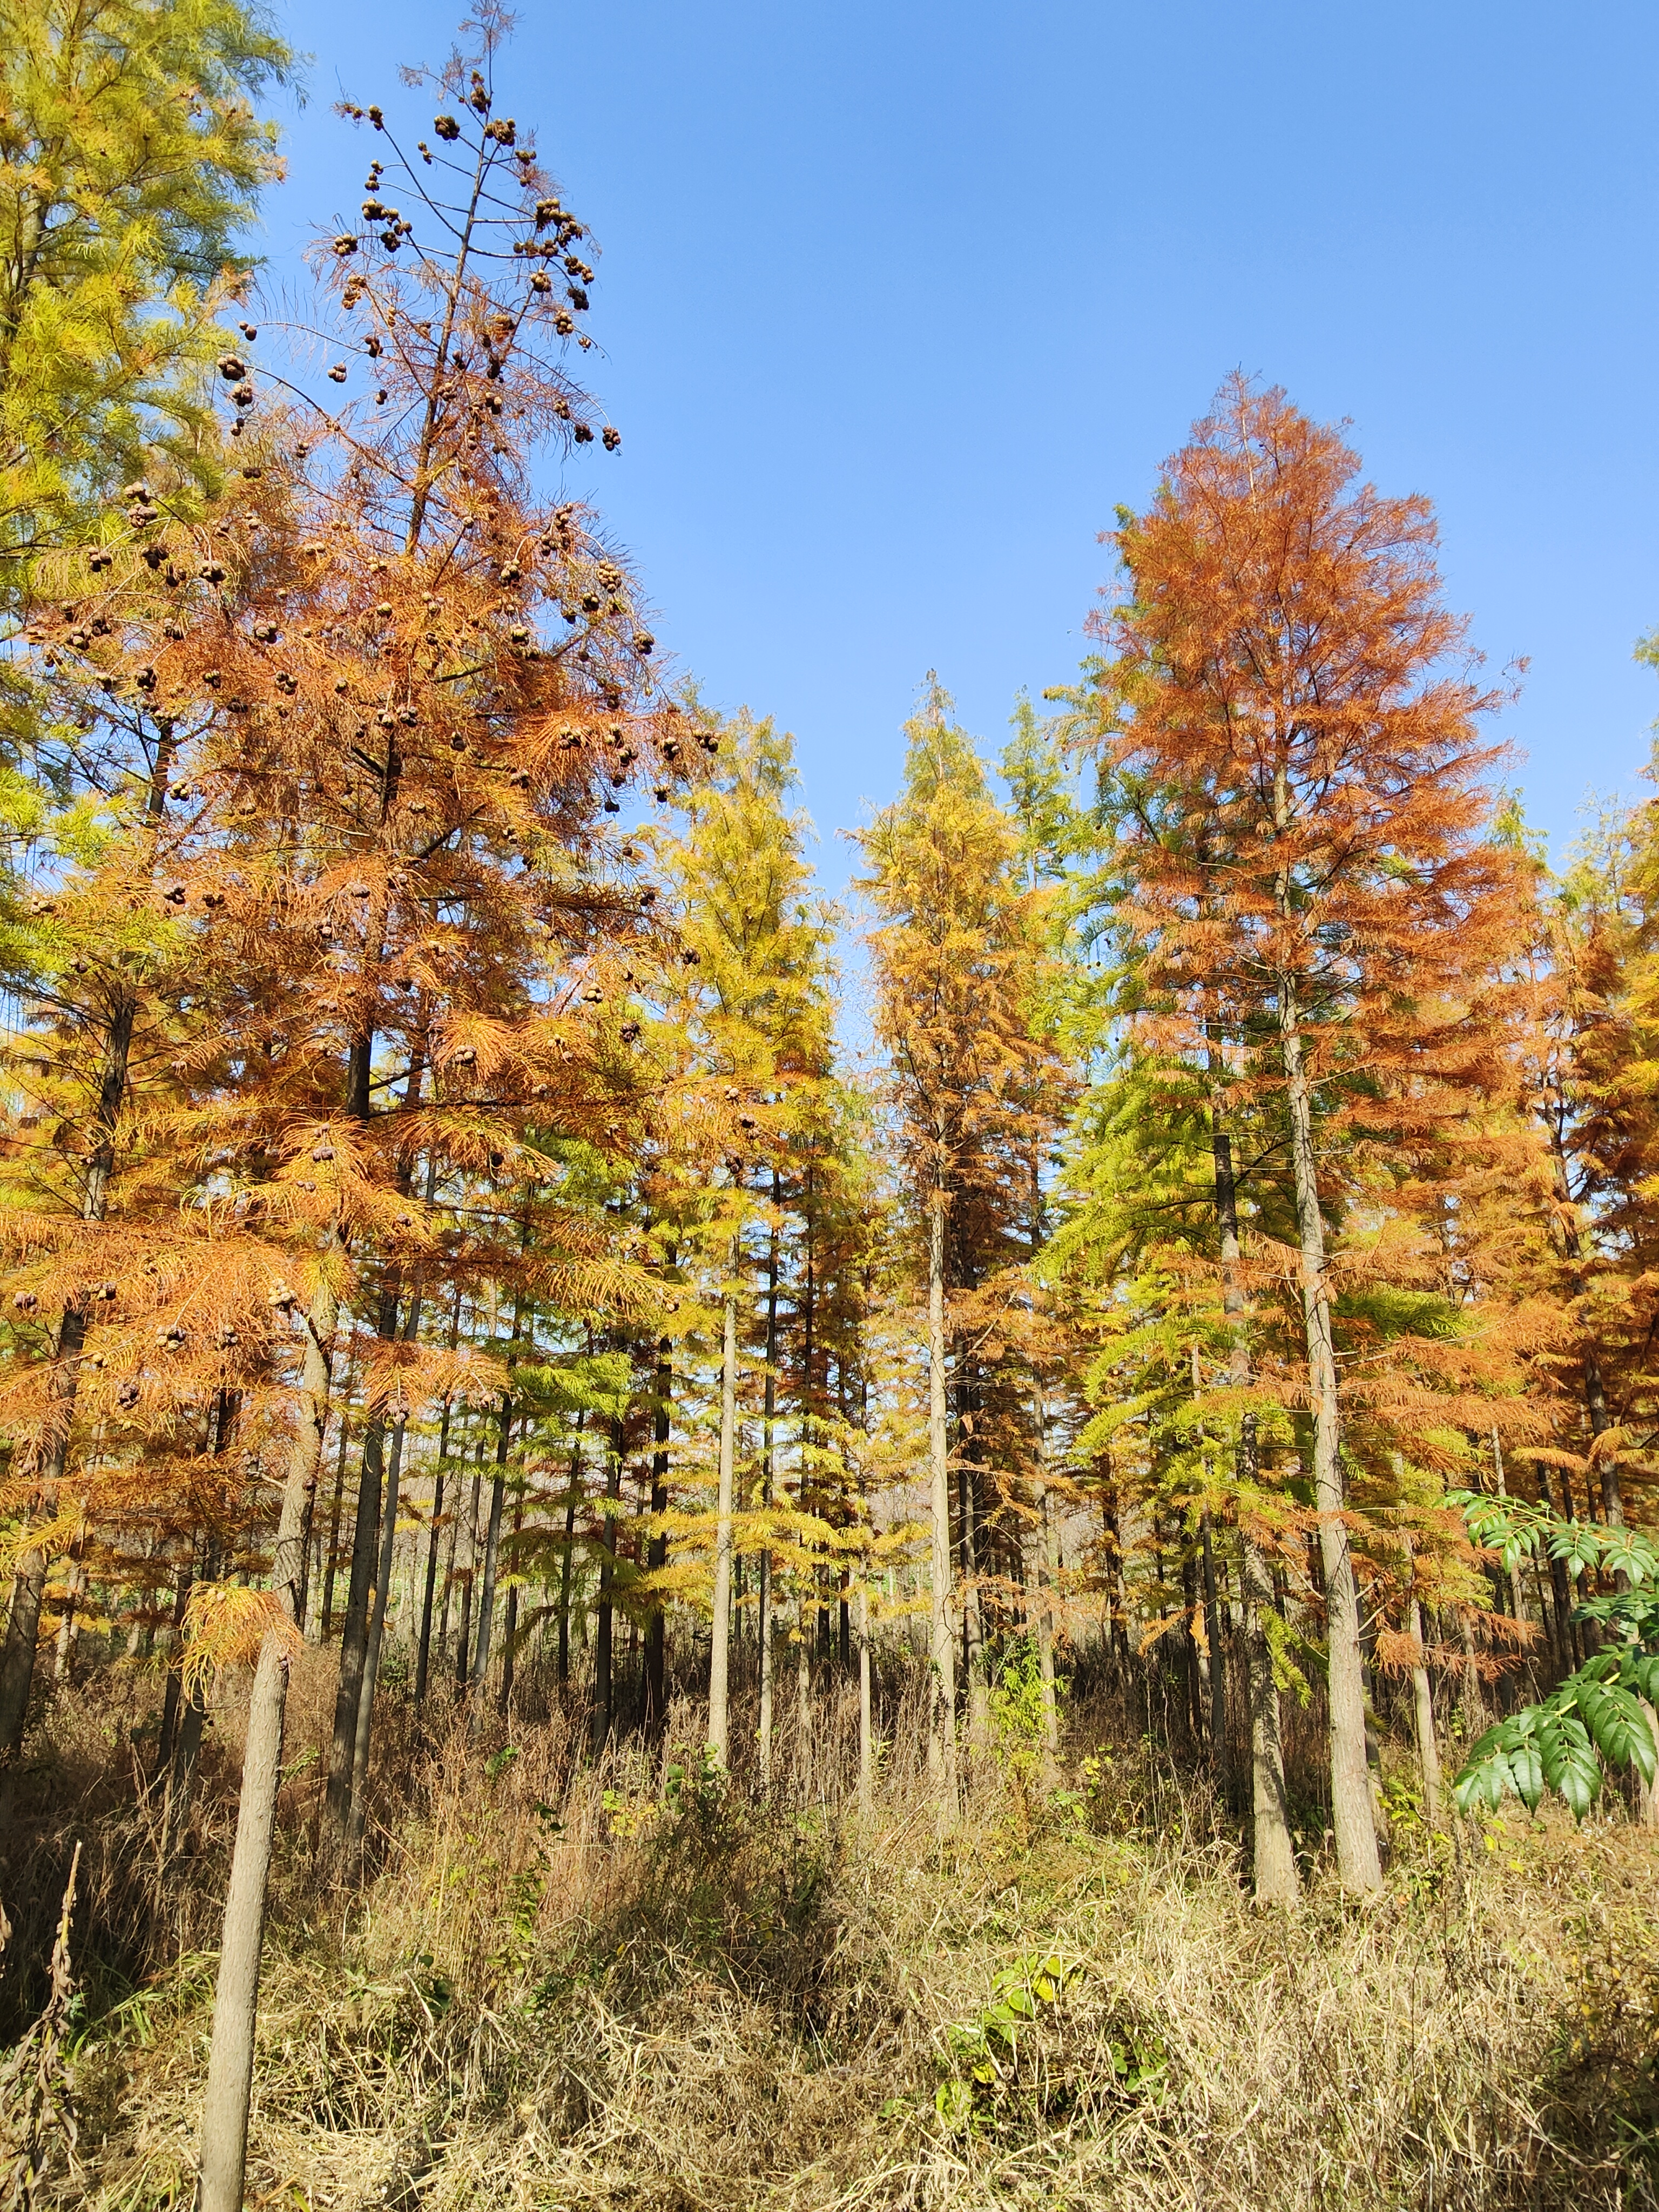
left=935, top=1950, right=1081, bottom=2125
left=1449, top=1494, right=1659, bottom=1817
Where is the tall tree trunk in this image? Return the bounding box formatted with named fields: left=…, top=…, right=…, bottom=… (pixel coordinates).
left=325, top=1287, right=399, bottom=1849
left=857, top=1578, right=874, bottom=1817
left=643, top=1333, right=672, bottom=1738
left=453, top=1445, right=482, bottom=1687
left=498, top=1485, right=525, bottom=1715
left=1200, top=1510, right=1231, bottom=1803
left=960, top=1457, right=989, bottom=1750
left=468, top=1401, right=512, bottom=1717
left=926, top=1188, right=958, bottom=1810
left=51, top=1537, right=85, bottom=1692
left=594, top=1415, right=621, bottom=1746
left=1406, top=1572, right=1442, bottom=1823
left=1210, top=1089, right=1298, bottom=1903
left=152, top=1552, right=195, bottom=1784
left=758, top=1197, right=779, bottom=1784
left=415, top=1455, right=444, bottom=1710
left=415, top=1296, right=464, bottom=1706
left=346, top=1407, right=408, bottom=1854
left=1031, top=1395, right=1059, bottom=1763
left=469, top=1300, right=523, bottom=1719
left=1276, top=970, right=1380, bottom=1893
left=1240, top=1518, right=1299, bottom=1905
left=195, top=1276, right=334, bottom=2212
left=321, top=1407, right=351, bottom=1639
left=707, top=1253, right=740, bottom=1768
left=557, top=1412, right=584, bottom=1689
left=325, top=1416, right=386, bottom=1844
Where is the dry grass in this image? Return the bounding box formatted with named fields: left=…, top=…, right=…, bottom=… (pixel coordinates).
left=6, top=1645, right=1650, bottom=2212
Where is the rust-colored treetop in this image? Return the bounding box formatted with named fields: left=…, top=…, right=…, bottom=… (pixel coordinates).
left=1091, top=375, right=1519, bottom=1098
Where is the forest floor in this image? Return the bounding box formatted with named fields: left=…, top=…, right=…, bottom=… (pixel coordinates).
left=15, top=1650, right=1659, bottom=2211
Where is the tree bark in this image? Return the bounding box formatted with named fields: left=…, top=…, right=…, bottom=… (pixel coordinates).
left=1407, top=1583, right=1442, bottom=1823
left=321, top=1407, right=351, bottom=1639
left=346, top=1408, right=408, bottom=1853
left=453, top=1447, right=482, bottom=1688
left=926, top=1188, right=957, bottom=1811
left=1031, top=1393, right=1060, bottom=1763
left=1276, top=970, right=1380, bottom=1892
left=594, top=1415, right=622, bottom=1746
left=467, top=1401, right=512, bottom=1717
left=1210, top=1090, right=1298, bottom=1902
left=643, top=1333, right=672, bottom=1738
left=498, top=1485, right=526, bottom=1715
left=324, top=1404, right=387, bottom=1848
left=414, top=1454, right=444, bottom=1709
left=858, top=1579, right=873, bottom=1817
left=1241, top=1521, right=1299, bottom=1905
left=557, top=1413, right=584, bottom=1689
left=1200, top=1510, right=1230, bottom=1805
left=758, top=1196, right=779, bottom=1784
left=195, top=1276, right=334, bottom=2212
left=707, top=1253, right=740, bottom=1767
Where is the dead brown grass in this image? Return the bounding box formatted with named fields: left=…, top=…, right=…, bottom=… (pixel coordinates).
left=23, top=1649, right=1659, bottom=2212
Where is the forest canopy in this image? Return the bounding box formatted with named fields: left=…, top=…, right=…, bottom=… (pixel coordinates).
left=2, top=12, right=1658, bottom=2212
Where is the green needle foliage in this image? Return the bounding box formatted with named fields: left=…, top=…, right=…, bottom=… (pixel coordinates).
left=0, top=0, right=294, bottom=587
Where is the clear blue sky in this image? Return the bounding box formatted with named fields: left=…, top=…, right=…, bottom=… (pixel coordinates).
left=262, top=0, right=1659, bottom=889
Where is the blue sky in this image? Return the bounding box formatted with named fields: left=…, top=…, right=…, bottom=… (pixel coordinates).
left=262, top=0, right=1659, bottom=892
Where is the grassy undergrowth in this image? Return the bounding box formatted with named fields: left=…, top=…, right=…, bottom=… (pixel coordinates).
left=28, top=1664, right=1659, bottom=2212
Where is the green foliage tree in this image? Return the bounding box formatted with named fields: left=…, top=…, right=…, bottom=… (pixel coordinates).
left=0, top=0, right=293, bottom=582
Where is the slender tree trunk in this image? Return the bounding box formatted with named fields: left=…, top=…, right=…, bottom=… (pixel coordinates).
left=153, top=1553, right=195, bottom=1784
left=1031, top=1399, right=1059, bottom=1763
left=961, top=1459, right=989, bottom=1751
left=1241, top=1518, right=1299, bottom=1905
left=414, top=1459, right=444, bottom=1708
left=557, top=1414, right=584, bottom=1689
left=415, top=1298, right=464, bottom=1706
left=795, top=1588, right=812, bottom=1768
left=51, top=1536, right=85, bottom=1692
left=1460, top=1612, right=1485, bottom=1732
left=327, top=1288, right=401, bottom=1852
left=453, top=1446, right=482, bottom=1688
left=643, top=1333, right=672, bottom=1737
left=1209, top=1089, right=1298, bottom=1902
left=1200, top=1510, right=1231, bottom=1803
left=758, top=1197, right=779, bottom=1783
left=469, top=1298, right=523, bottom=1719
left=468, top=1402, right=512, bottom=1718
left=926, top=1188, right=957, bottom=1810
left=707, top=1255, right=740, bottom=1767
left=325, top=1409, right=387, bottom=1846
left=195, top=1277, right=334, bottom=2212
left=498, top=1484, right=525, bottom=1715
left=858, top=1579, right=873, bottom=1817
left=594, top=1417, right=621, bottom=1747
left=321, top=1407, right=351, bottom=1640
left=1276, top=970, right=1380, bottom=1893
left=346, top=1409, right=408, bottom=1854
left=1406, top=1578, right=1441, bottom=1823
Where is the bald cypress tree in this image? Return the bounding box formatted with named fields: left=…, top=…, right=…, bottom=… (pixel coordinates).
left=859, top=682, right=1068, bottom=1808
left=1084, top=377, right=1520, bottom=1893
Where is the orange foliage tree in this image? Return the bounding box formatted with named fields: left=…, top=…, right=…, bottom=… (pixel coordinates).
left=1080, top=376, right=1525, bottom=1892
